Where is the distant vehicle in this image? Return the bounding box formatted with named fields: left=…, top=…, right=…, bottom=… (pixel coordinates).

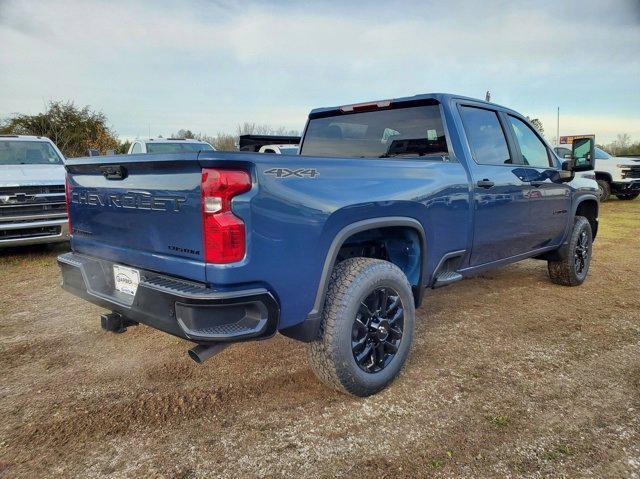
left=0, top=135, right=69, bottom=247
left=555, top=146, right=639, bottom=201
left=59, top=93, right=599, bottom=397
left=127, top=138, right=215, bottom=154
left=258, top=144, right=299, bottom=155
left=238, top=134, right=301, bottom=152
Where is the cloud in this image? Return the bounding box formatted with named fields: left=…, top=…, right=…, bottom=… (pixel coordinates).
left=1, top=0, right=639, bottom=142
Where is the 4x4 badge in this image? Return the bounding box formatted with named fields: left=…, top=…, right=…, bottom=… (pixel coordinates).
left=265, top=168, right=319, bottom=178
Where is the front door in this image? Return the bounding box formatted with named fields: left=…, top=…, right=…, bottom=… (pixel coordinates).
left=505, top=114, right=571, bottom=250
left=458, top=105, right=532, bottom=266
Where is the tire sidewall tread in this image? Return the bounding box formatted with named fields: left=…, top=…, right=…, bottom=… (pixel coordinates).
left=548, top=216, right=593, bottom=286
left=307, top=257, right=415, bottom=397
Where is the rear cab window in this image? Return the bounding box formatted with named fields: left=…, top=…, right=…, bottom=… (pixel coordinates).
left=300, top=101, right=448, bottom=158
left=145, top=142, right=213, bottom=154
left=459, top=106, right=512, bottom=166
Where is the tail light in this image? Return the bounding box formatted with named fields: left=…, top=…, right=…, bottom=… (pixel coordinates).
left=201, top=169, right=251, bottom=263
left=65, top=174, right=72, bottom=235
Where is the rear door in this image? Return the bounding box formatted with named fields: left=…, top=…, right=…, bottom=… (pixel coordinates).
left=67, top=154, right=206, bottom=281
left=504, top=114, right=571, bottom=249
left=458, top=103, right=531, bottom=266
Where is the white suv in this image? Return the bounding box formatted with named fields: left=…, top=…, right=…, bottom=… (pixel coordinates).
left=555, top=146, right=640, bottom=201
left=128, top=138, right=215, bottom=154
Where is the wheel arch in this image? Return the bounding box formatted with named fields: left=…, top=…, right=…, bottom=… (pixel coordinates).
left=280, top=216, right=426, bottom=342
left=574, top=196, right=599, bottom=240
left=595, top=171, right=613, bottom=184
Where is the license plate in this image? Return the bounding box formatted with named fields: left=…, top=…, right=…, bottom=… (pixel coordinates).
left=113, top=264, right=140, bottom=296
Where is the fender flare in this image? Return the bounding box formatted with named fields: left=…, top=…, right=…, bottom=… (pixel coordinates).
left=573, top=194, right=599, bottom=238
left=572, top=194, right=599, bottom=216
left=551, top=194, right=599, bottom=261
left=279, top=216, right=427, bottom=342
left=594, top=171, right=613, bottom=184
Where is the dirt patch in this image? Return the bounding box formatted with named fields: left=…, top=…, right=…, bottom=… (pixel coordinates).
left=1, top=200, right=639, bottom=478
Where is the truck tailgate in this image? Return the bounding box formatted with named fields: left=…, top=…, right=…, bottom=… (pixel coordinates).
left=66, top=154, right=206, bottom=282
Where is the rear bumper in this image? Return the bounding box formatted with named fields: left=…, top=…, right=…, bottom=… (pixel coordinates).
left=611, top=180, right=640, bottom=193
left=57, top=252, right=279, bottom=344
left=0, top=218, right=69, bottom=248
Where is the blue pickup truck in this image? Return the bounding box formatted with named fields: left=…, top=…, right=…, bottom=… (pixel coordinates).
left=58, top=93, right=599, bottom=396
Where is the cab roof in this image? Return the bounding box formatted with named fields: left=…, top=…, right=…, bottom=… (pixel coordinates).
left=140, top=138, right=210, bottom=144
left=309, top=92, right=518, bottom=118
left=0, top=134, right=55, bottom=142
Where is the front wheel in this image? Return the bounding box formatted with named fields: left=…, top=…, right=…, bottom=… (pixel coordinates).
left=547, top=216, right=593, bottom=286
left=307, top=257, right=415, bottom=396
left=596, top=179, right=611, bottom=202
left=616, top=193, right=639, bottom=201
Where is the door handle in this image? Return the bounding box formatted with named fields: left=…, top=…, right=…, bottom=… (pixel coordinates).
left=476, top=179, right=495, bottom=189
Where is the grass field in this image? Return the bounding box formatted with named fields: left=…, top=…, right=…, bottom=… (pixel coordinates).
left=1, top=199, right=638, bottom=478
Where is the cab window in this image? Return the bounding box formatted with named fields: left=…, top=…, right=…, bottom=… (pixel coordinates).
left=460, top=106, right=512, bottom=165
left=301, top=103, right=448, bottom=158
left=508, top=116, right=552, bottom=167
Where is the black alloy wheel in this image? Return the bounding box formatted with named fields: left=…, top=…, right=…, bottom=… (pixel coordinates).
left=351, top=287, right=404, bottom=373
left=574, top=228, right=591, bottom=279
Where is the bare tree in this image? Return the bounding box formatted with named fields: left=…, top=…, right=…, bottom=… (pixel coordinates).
left=526, top=117, right=544, bottom=136
left=236, top=122, right=298, bottom=137
left=599, top=133, right=640, bottom=157
left=173, top=129, right=196, bottom=139
left=166, top=123, right=300, bottom=152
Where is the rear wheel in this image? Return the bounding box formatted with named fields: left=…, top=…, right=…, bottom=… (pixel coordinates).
left=307, top=257, right=415, bottom=396
left=596, top=179, right=610, bottom=202
left=616, top=193, right=639, bottom=201
left=548, top=216, right=593, bottom=286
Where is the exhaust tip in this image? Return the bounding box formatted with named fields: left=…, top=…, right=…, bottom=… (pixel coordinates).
left=188, top=343, right=229, bottom=364
left=188, top=347, right=205, bottom=364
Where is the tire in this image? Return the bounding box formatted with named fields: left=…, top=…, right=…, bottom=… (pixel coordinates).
left=616, top=193, right=639, bottom=201
left=307, top=257, right=415, bottom=397
left=547, top=216, right=593, bottom=286
left=596, top=179, right=610, bottom=202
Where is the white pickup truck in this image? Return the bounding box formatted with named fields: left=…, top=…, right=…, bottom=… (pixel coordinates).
left=0, top=135, right=69, bottom=247
left=555, top=146, right=640, bottom=201
left=127, top=138, right=215, bottom=154
left=258, top=144, right=299, bottom=155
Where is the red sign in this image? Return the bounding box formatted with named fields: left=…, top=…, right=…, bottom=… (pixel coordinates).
left=559, top=134, right=595, bottom=145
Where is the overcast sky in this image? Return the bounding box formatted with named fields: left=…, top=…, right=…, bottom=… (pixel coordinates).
left=1, top=0, right=639, bottom=143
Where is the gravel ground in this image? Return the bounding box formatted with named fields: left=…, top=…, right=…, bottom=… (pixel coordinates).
left=1, top=199, right=639, bottom=478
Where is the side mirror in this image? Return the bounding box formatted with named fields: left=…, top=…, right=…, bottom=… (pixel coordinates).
left=559, top=160, right=575, bottom=182
left=571, top=138, right=595, bottom=171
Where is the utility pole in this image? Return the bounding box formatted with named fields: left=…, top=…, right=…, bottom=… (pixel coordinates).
left=556, top=107, right=560, bottom=146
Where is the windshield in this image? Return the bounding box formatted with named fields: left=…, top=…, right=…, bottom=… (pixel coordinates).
left=145, top=142, right=213, bottom=154
left=300, top=104, right=448, bottom=158
left=0, top=140, right=63, bottom=165
left=595, top=147, right=611, bottom=159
